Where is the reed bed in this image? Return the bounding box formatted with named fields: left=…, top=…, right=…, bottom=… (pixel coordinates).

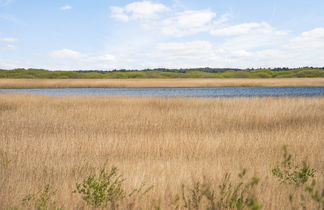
left=0, top=78, right=324, bottom=89
left=0, top=94, right=323, bottom=209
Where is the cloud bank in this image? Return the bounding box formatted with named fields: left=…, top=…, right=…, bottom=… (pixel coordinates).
left=1, top=0, right=324, bottom=69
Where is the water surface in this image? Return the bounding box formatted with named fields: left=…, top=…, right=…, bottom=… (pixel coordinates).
left=1, top=87, right=324, bottom=98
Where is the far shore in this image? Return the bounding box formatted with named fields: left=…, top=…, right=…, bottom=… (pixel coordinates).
left=0, top=78, right=323, bottom=89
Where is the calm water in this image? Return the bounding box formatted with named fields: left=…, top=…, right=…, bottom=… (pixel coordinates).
left=0, top=87, right=324, bottom=97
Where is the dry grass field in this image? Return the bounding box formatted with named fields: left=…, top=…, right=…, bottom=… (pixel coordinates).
left=0, top=78, right=324, bottom=88
left=0, top=94, right=323, bottom=209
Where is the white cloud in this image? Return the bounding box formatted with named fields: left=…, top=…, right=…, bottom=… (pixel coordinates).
left=0, top=35, right=17, bottom=51
left=50, top=49, right=84, bottom=59
left=4, top=44, right=16, bottom=50
left=156, top=41, right=213, bottom=57
left=0, top=58, right=26, bottom=69
left=288, top=28, right=324, bottom=50
left=60, top=5, right=72, bottom=11
left=3, top=2, right=324, bottom=69
left=0, top=44, right=16, bottom=50
left=119, top=26, right=324, bottom=69
left=211, top=22, right=285, bottom=36
left=110, top=2, right=287, bottom=40
left=44, top=25, right=324, bottom=69
left=49, top=49, right=116, bottom=69
left=160, top=10, right=217, bottom=37
left=1, top=37, right=17, bottom=42
left=50, top=49, right=115, bottom=62
left=89, top=54, right=116, bottom=62
left=110, top=7, right=129, bottom=22
left=110, top=1, right=169, bottom=22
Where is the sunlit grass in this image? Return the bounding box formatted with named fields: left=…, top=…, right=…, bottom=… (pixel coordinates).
left=0, top=94, right=323, bottom=209
left=0, top=78, right=324, bottom=88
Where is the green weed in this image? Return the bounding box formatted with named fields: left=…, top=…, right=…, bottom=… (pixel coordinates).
left=272, top=145, right=323, bottom=209
left=174, top=170, right=262, bottom=210
left=74, top=167, right=153, bottom=209
left=21, top=184, right=62, bottom=210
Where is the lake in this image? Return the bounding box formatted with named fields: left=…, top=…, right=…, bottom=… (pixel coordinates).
left=1, top=87, right=324, bottom=97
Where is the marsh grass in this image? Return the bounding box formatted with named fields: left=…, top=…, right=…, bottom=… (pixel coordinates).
left=0, top=94, right=323, bottom=209
left=0, top=78, right=324, bottom=89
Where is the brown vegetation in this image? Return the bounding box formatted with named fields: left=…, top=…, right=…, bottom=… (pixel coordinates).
left=0, top=94, right=323, bottom=209
left=0, top=78, right=324, bottom=88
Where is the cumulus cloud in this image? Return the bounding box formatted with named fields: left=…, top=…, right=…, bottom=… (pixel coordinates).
left=49, top=49, right=116, bottom=69
left=4, top=2, right=323, bottom=70
left=110, top=1, right=169, bottom=22
left=160, top=10, right=217, bottom=37
left=45, top=26, right=324, bottom=69
left=110, top=2, right=286, bottom=39
left=60, top=5, right=72, bottom=11
left=120, top=26, right=324, bottom=69
left=288, top=28, right=324, bottom=50
left=156, top=41, right=214, bottom=57
left=211, top=22, right=287, bottom=36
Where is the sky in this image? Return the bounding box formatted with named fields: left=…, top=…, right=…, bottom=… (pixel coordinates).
left=0, top=0, right=324, bottom=70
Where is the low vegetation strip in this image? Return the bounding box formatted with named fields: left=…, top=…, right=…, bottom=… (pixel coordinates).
left=0, top=95, right=323, bottom=209
left=0, top=68, right=324, bottom=79
left=0, top=78, right=324, bottom=88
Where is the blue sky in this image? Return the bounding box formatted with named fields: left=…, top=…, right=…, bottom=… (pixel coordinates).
left=1, top=0, right=324, bottom=70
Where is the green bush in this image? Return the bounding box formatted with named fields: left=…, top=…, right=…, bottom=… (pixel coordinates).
left=74, top=167, right=125, bottom=208
left=174, top=170, right=262, bottom=210
left=8, top=146, right=323, bottom=209
left=74, top=167, right=153, bottom=209
left=272, top=145, right=316, bottom=186
left=272, top=145, right=323, bottom=209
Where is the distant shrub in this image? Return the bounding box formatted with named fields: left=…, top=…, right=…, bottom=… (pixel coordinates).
left=1, top=68, right=323, bottom=79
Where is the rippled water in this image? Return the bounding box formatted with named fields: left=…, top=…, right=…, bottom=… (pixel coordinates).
left=1, top=87, right=324, bottom=98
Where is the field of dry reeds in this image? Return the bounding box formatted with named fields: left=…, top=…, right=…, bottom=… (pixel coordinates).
left=0, top=78, right=324, bottom=88
left=0, top=94, right=323, bottom=209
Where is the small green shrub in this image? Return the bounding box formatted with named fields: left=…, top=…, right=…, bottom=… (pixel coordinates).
left=22, top=184, right=62, bottom=210
left=74, top=167, right=125, bottom=208
left=304, top=180, right=324, bottom=209
left=174, top=170, right=262, bottom=210
left=272, top=145, right=316, bottom=186
left=272, top=145, right=323, bottom=209
left=74, top=167, right=153, bottom=209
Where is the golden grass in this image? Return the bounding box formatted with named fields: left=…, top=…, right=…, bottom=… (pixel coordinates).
left=0, top=94, right=323, bottom=209
left=0, top=78, right=324, bottom=88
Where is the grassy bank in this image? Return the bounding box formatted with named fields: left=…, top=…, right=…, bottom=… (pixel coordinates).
left=0, top=78, right=324, bottom=89
left=0, top=95, right=323, bottom=209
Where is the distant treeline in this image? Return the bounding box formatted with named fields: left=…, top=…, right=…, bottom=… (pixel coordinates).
left=0, top=67, right=324, bottom=79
